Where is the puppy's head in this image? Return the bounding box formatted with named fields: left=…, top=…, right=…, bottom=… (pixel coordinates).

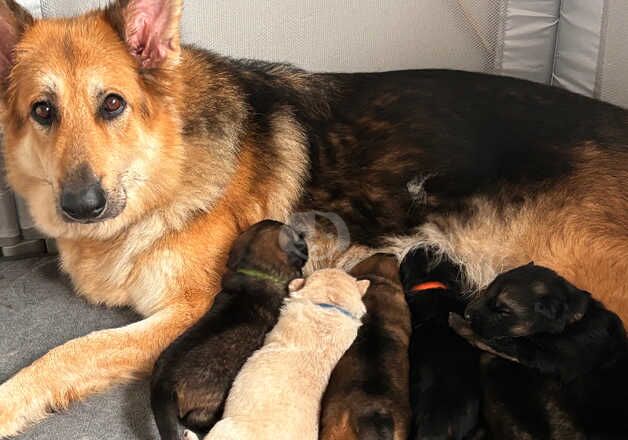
left=350, top=253, right=400, bottom=285
left=464, top=264, right=590, bottom=338
left=0, top=1, right=232, bottom=240
left=288, top=268, right=369, bottom=320
left=224, top=220, right=308, bottom=290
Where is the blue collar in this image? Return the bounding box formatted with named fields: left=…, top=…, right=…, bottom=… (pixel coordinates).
left=316, top=303, right=359, bottom=320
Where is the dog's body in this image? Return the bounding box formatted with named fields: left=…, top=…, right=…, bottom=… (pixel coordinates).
left=0, top=0, right=627, bottom=436
left=401, top=249, right=481, bottom=440
left=451, top=265, right=628, bottom=439
left=198, top=269, right=368, bottom=440
left=150, top=220, right=307, bottom=439
left=320, top=253, right=411, bottom=440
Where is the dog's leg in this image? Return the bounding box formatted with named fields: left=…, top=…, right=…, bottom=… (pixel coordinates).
left=0, top=302, right=206, bottom=438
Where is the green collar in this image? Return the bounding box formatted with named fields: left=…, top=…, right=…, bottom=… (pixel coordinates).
left=236, top=268, right=288, bottom=285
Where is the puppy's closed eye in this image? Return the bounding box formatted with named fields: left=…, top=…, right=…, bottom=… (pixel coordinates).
left=491, top=297, right=513, bottom=315
left=496, top=306, right=512, bottom=316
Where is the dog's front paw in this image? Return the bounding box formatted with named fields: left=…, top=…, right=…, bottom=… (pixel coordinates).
left=0, top=390, right=30, bottom=438
left=182, top=429, right=200, bottom=440
left=0, top=375, right=51, bottom=439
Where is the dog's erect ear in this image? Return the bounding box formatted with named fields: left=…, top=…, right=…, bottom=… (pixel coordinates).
left=106, top=0, right=183, bottom=69
left=0, top=0, right=34, bottom=78
left=357, top=279, right=371, bottom=297
left=288, top=278, right=305, bottom=293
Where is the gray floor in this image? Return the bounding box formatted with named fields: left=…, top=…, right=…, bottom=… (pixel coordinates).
left=0, top=257, right=159, bottom=439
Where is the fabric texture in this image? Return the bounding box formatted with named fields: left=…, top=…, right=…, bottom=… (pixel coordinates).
left=497, top=0, right=561, bottom=84
left=552, top=0, right=606, bottom=97
left=598, top=0, right=628, bottom=107
left=0, top=257, right=157, bottom=440
left=40, top=0, right=502, bottom=73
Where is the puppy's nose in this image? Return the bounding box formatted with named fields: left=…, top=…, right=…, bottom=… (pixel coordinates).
left=293, top=233, right=307, bottom=255
left=61, top=183, right=107, bottom=221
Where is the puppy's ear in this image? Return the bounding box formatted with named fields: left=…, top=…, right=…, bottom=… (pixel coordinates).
left=357, top=279, right=371, bottom=297
left=565, top=286, right=590, bottom=324
left=226, top=239, right=248, bottom=271
left=106, top=0, right=182, bottom=69
left=0, top=0, right=34, bottom=78
left=288, top=278, right=305, bottom=292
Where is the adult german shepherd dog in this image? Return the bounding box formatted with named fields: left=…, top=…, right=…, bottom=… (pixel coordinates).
left=0, top=0, right=626, bottom=436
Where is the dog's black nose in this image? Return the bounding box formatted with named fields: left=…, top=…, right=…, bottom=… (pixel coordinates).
left=61, top=183, right=107, bottom=221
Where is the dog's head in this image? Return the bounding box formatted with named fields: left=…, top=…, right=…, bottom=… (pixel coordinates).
left=464, top=264, right=590, bottom=338
left=0, top=0, right=230, bottom=240
left=224, top=220, right=309, bottom=290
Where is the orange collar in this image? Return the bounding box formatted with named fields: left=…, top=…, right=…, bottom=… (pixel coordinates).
left=410, top=281, right=448, bottom=292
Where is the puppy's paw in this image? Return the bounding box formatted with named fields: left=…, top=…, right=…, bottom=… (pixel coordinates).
left=182, top=429, right=200, bottom=440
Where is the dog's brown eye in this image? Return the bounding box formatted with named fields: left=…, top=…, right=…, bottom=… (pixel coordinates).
left=101, top=94, right=126, bottom=120
left=31, top=101, right=55, bottom=126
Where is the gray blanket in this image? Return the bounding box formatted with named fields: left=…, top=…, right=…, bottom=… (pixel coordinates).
left=0, top=257, right=159, bottom=440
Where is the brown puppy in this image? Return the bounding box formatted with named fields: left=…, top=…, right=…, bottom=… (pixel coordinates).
left=320, top=254, right=411, bottom=440
left=151, top=220, right=308, bottom=440
left=0, top=0, right=627, bottom=436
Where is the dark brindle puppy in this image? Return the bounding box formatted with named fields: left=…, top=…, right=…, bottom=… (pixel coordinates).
left=450, top=264, right=628, bottom=439
left=400, top=248, right=481, bottom=440
left=150, top=220, right=308, bottom=440
left=320, top=253, right=411, bottom=440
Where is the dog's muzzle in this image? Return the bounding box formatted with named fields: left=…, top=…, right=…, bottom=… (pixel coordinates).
left=60, top=182, right=108, bottom=222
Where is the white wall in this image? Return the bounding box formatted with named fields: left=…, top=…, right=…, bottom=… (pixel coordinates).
left=30, top=0, right=500, bottom=73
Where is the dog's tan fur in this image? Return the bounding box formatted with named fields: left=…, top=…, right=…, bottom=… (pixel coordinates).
left=402, top=147, right=628, bottom=317
left=200, top=269, right=368, bottom=440
left=0, top=0, right=627, bottom=437
left=0, top=1, right=308, bottom=436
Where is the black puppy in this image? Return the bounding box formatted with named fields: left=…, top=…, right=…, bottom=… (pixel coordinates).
left=450, top=263, right=628, bottom=439
left=400, top=248, right=481, bottom=440
left=150, top=220, right=308, bottom=440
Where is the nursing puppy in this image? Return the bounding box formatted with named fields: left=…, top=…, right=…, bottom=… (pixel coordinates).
left=400, top=248, right=481, bottom=440
left=191, top=269, right=369, bottom=440
left=320, top=254, right=411, bottom=440
left=451, top=264, right=628, bottom=439
left=151, top=220, right=308, bottom=440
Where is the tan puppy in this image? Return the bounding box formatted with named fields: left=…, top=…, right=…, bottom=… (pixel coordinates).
left=187, top=269, right=369, bottom=440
